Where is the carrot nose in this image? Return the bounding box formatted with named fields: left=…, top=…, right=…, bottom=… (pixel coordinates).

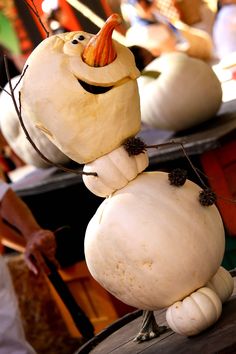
left=82, top=13, right=122, bottom=67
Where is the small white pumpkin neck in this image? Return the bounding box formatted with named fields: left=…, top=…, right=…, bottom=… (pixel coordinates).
left=82, top=145, right=149, bottom=197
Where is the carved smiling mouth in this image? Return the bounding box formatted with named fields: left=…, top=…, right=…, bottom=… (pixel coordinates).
left=78, top=79, right=113, bottom=94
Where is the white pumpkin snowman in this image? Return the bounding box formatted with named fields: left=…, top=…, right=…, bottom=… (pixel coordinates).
left=20, top=14, right=233, bottom=341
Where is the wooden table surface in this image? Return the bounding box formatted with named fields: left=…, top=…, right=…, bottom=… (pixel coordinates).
left=77, top=278, right=236, bottom=354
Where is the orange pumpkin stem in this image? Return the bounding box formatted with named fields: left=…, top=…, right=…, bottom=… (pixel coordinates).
left=82, top=13, right=122, bottom=67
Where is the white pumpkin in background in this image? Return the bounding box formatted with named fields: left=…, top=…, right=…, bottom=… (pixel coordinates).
left=138, top=52, right=222, bottom=131
left=0, top=76, right=71, bottom=168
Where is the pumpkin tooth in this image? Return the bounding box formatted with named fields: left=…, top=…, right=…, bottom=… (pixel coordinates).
left=82, top=13, right=122, bottom=67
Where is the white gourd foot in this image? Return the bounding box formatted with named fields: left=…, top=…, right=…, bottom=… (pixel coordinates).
left=166, top=287, right=222, bottom=337
left=206, top=266, right=234, bottom=303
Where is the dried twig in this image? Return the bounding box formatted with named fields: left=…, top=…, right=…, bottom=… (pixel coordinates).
left=146, top=141, right=209, bottom=189
left=23, top=0, right=50, bottom=37
left=146, top=140, right=236, bottom=204
left=13, top=65, right=29, bottom=91
left=0, top=85, right=11, bottom=95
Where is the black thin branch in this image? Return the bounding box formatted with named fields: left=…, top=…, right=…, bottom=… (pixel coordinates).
left=146, top=141, right=208, bottom=189
left=146, top=140, right=236, bottom=204
left=0, top=85, right=11, bottom=95
left=13, top=65, right=29, bottom=91
left=23, top=0, right=50, bottom=38
left=218, top=195, right=236, bottom=204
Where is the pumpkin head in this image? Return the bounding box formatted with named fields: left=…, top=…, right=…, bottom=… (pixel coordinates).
left=20, top=14, right=141, bottom=164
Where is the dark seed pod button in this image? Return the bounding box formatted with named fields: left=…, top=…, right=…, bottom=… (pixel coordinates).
left=123, top=137, right=146, bottom=156
left=168, top=168, right=187, bottom=187
left=199, top=188, right=217, bottom=206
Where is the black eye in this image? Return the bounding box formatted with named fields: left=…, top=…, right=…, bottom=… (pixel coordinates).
left=72, top=39, right=78, bottom=44
left=78, top=35, right=85, bottom=41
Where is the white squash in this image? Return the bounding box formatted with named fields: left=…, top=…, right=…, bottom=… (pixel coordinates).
left=138, top=52, right=222, bottom=131
left=20, top=31, right=141, bottom=164
left=83, top=146, right=149, bottom=197
left=0, top=76, right=70, bottom=168
left=85, top=171, right=225, bottom=310
left=206, top=266, right=234, bottom=303
left=166, top=287, right=222, bottom=336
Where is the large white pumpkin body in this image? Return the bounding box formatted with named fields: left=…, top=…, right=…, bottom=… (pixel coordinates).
left=138, top=52, right=222, bottom=131
left=0, top=76, right=70, bottom=168
left=85, top=171, right=225, bottom=310
left=20, top=32, right=141, bottom=164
